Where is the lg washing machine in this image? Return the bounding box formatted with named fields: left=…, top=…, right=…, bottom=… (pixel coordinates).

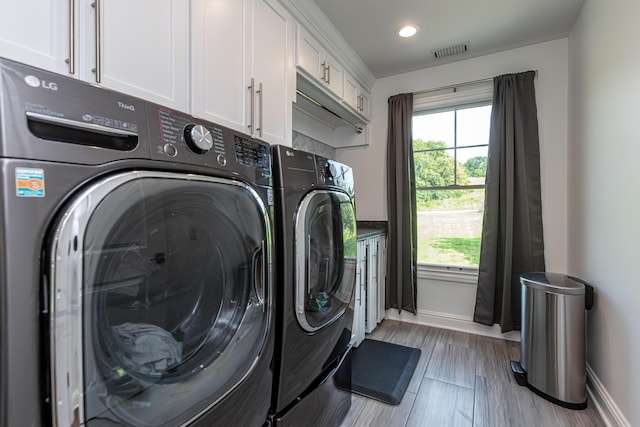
left=0, top=58, right=275, bottom=427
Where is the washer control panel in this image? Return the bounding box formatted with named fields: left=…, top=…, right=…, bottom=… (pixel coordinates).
left=155, top=107, right=226, bottom=160
left=234, top=135, right=269, bottom=169
left=148, top=104, right=271, bottom=181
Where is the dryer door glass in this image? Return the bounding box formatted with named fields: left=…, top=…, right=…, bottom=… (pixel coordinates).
left=48, top=172, right=272, bottom=427
left=295, top=190, right=357, bottom=332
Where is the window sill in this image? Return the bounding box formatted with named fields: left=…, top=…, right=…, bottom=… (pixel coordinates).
left=416, top=264, right=478, bottom=285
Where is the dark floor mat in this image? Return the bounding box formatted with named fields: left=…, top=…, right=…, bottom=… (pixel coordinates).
left=335, top=339, right=421, bottom=405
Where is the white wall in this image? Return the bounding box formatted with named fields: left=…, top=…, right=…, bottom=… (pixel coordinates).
left=568, top=0, right=639, bottom=425
left=336, top=38, right=570, bottom=274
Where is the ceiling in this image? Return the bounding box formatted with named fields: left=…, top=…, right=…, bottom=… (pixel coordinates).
left=313, top=0, right=585, bottom=78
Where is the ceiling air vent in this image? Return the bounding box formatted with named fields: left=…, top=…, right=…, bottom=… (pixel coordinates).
left=432, top=41, right=470, bottom=59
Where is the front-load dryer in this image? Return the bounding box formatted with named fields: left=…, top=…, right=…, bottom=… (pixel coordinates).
left=0, top=58, right=274, bottom=427
left=270, top=146, right=356, bottom=426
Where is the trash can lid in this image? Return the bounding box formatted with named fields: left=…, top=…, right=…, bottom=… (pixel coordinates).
left=519, top=272, right=585, bottom=295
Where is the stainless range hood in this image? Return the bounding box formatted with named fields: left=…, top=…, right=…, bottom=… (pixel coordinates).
left=294, top=74, right=365, bottom=134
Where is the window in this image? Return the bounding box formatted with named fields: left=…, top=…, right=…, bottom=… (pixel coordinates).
left=412, top=103, right=491, bottom=269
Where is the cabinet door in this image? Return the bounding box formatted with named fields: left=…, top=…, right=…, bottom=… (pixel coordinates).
left=0, top=0, right=69, bottom=74
left=358, top=91, right=370, bottom=120
left=353, top=239, right=367, bottom=347
left=322, top=50, right=343, bottom=98
left=296, top=25, right=323, bottom=81
left=343, top=70, right=371, bottom=120
left=376, top=235, right=387, bottom=323
left=94, top=0, right=189, bottom=110
left=192, top=0, right=248, bottom=130
left=365, top=236, right=378, bottom=333
left=249, top=0, right=293, bottom=145
left=343, top=71, right=359, bottom=111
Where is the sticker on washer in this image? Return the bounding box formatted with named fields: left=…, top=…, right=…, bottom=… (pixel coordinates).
left=16, top=168, right=45, bottom=197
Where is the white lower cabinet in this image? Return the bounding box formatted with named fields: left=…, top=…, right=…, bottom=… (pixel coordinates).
left=375, top=235, right=387, bottom=324
left=353, top=239, right=367, bottom=347
left=353, top=233, right=387, bottom=347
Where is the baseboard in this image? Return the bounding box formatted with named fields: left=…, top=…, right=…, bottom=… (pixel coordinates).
left=383, top=308, right=520, bottom=341
left=586, top=364, right=631, bottom=427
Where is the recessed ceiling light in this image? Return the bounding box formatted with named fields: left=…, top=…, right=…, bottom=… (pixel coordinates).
left=397, top=24, right=419, bottom=38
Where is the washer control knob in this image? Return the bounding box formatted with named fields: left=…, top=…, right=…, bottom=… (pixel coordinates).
left=184, top=124, right=213, bottom=154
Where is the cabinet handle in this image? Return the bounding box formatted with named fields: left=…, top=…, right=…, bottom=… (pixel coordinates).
left=248, top=78, right=255, bottom=133
left=358, top=94, right=362, bottom=112
left=67, top=0, right=75, bottom=74
left=326, top=64, right=331, bottom=85
left=92, top=0, right=101, bottom=83
left=257, top=82, right=263, bottom=138
left=320, top=61, right=326, bottom=82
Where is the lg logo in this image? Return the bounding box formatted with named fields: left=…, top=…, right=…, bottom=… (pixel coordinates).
left=24, top=75, right=58, bottom=91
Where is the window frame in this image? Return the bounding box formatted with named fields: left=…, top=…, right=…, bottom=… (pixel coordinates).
left=412, top=83, right=493, bottom=272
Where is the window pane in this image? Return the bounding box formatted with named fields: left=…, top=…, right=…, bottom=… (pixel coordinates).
left=413, top=148, right=455, bottom=187
left=457, top=105, right=492, bottom=147
left=413, top=110, right=455, bottom=149
left=458, top=146, right=488, bottom=186
left=416, top=189, right=485, bottom=268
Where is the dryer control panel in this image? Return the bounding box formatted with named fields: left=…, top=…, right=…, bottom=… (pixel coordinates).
left=315, top=155, right=355, bottom=196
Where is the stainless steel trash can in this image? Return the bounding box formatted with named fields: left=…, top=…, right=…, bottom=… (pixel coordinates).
left=511, top=272, right=593, bottom=409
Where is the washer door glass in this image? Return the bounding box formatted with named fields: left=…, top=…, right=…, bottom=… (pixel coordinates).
left=295, top=190, right=356, bottom=332
left=49, top=172, right=271, bottom=427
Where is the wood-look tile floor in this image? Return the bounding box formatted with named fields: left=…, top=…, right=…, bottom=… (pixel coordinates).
left=339, top=320, right=605, bottom=427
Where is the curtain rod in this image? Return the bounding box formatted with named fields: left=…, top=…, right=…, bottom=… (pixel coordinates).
left=413, top=69, right=538, bottom=97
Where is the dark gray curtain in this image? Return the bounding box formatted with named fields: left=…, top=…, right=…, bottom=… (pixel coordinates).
left=386, top=93, right=417, bottom=314
left=473, top=71, right=545, bottom=332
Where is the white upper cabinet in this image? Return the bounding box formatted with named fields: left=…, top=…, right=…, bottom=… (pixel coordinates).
left=0, top=0, right=69, bottom=75
left=297, top=26, right=323, bottom=80
left=191, top=0, right=247, bottom=130
left=192, top=0, right=294, bottom=146
left=296, top=26, right=342, bottom=98
left=91, top=0, right=189, bottom=110
left=248, top=0, right=294, bottom=145
left=295, top=23, right=371, bottom=123
left=322, top=50, right=343, bottom=99
left=0, top=0, right=189, bottom=111
left=343, top=70, right=370, bottom=120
